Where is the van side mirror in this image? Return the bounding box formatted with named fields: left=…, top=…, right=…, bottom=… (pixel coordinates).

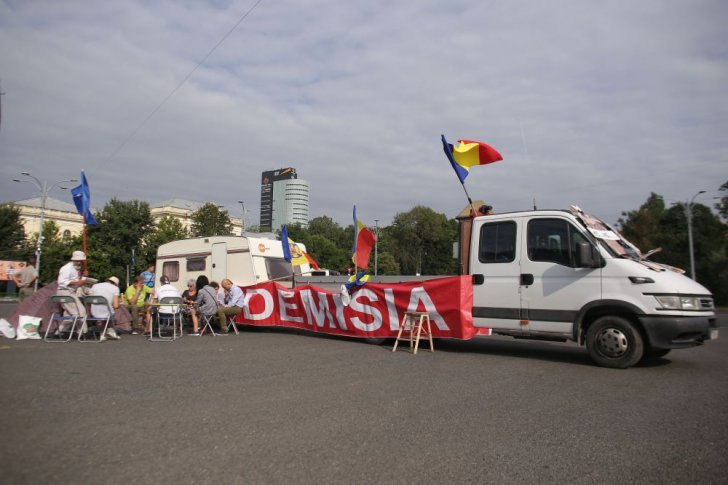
left=576, top=242, right=600, bottom=268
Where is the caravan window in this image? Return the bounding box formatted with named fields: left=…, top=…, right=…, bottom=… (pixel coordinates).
left=187, top=258, right=206, bottom=272
left=266, top=258, right=293, bottom=281
left=162, top=262, right=179, bottom=282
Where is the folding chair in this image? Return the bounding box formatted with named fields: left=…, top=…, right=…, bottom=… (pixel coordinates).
left=226, top=313, right=240, bottom=335
left=44, top=295, right=83, bottom=342
left=151, top=297, right=184, bottom=341
left=200, top=314, right=222, bottom=336
left=80, top=296, right=113, bottom=342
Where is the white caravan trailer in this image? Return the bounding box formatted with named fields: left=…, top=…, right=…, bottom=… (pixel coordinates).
left=155, top=235, right=311, bottom=292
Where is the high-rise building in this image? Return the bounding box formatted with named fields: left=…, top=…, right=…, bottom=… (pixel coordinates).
left=259, top=167, right=309, bottom=231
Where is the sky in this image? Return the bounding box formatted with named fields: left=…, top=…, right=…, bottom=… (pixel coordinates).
left=1, top=0, right=726, bottom=230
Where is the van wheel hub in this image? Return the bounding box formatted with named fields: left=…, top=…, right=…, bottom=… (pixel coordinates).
left=596, top=328, right=629, bottom=357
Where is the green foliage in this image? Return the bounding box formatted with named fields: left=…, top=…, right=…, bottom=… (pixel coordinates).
left=0, top=204, right=28, bottom=260
left=717, top=181, right=728, bottom=222
left=142, top=215, right=188, bottom=262
left=375, top=251, right=400, bottom=275
left=386, top=206, right=458, bottom=275
left=190, top=203, right=233, bottom=237
left=618, top=193, right=666, bottom=253
left=86, top=198, right=155, bottom=281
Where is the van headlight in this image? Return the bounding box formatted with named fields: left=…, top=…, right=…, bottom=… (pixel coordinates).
left=654, top=295, right=706, bottom=310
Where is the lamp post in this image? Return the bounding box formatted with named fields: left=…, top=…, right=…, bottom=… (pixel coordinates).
left=237, top=200, right=245, bottom=235
left=373, top=219, right=379, bottom=276
left=686, top=190, right=706, bottom=280
left=13, top=172, right=77, bottom=291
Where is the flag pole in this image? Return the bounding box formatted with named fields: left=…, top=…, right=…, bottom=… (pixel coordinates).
left=460, top=182, right=478, bottom=218
left=82, top=213, right=88, bottom=276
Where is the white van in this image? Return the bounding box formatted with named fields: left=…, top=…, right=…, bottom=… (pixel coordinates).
left=468, top=207, right=717, bottom=368
left=155, top=235, right=311, bottom=292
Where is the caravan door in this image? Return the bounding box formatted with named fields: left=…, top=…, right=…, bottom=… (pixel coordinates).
left=211, top=242, right=227, bottom=282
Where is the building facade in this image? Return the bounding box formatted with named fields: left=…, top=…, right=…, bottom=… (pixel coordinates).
left=151, top=199, right=242, bottom=235
left=6, top=197, right=242, bottom=240
left=12, top=197, right=84, bottom=238
left=259, top=167, right=309, bottom=231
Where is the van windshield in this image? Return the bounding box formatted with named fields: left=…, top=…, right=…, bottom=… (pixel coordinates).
left=569, top=206, right=641, bottom=259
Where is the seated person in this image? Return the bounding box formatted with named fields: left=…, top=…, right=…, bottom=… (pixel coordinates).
left=147, top=275, right=182, bottom=333
left=191, top=275, right=220, bottom=335
left=181, top=278, right=197, bottom=327
left=124, top=275, right=153, bottom=334
left=217, top=278, right=244, bottom=334
left=89, top=276, right=121, bottom=340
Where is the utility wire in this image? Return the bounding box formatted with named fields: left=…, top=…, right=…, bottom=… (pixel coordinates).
left=106, top=0, right=266, bottom=162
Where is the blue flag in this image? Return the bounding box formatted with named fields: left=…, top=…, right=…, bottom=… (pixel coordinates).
left=71, top=171, right=98, bottom=225
left=281, top=225, right=292, bottom=262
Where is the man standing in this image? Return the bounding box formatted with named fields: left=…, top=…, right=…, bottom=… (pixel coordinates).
left=13, top=257, right=37, bottom=302
left=217, top=278, right=244, bottom=334
left=141, top=264, right=155, bottom=289
left=56, top=250, right=89, bottom=318
left=90, top=276, right=121, bottom=340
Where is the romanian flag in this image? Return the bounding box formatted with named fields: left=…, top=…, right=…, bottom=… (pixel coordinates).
left=281, top=225, right=320, bottom=269
left=352, top=206, right=376, bottom=269
left=441, top=135, right=503, bottom=184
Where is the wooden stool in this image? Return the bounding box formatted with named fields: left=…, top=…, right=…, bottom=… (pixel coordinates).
left=392, top=311, right=434, bottom=354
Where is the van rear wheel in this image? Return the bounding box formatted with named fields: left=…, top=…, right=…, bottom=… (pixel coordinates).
left=586, top=316, right=644, bottom=369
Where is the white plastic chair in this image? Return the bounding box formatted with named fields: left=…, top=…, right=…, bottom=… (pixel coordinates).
left=44, top=295, right=83, bottom=342
left=151, top=297, right=184, bottom=341
left=80, top=295, right=112, bottom=342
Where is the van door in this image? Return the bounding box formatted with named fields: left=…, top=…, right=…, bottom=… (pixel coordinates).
left=471, top=218, right=524, bottom=331
left=520, top=217, right=601, bottom=336
left=211, top=242, right=227, bottom=283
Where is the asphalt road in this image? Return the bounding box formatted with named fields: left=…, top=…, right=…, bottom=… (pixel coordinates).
left=1, top=303, right=727, bottom=484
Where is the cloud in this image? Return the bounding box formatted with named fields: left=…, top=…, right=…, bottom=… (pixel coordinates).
left=1, top=0, right=726, bottom=231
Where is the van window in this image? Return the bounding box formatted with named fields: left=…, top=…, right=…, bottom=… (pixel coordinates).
left=528, top=219, right=590, bottom=267
left=162, top=262, right=179, bottom=282
left=187, top=258, right=206, bottom=272
left=479, top=221, right=517, bottom=263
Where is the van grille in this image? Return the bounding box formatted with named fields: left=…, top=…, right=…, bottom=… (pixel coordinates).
left=699, top=298, right=714, bottom=310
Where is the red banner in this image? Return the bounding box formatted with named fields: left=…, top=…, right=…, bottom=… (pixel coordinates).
left=234, top=275, right=483, bottom=339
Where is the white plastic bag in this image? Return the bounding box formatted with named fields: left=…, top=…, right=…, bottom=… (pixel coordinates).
left=0, top=318, right=16, bottom=339
left=16, top=315, right=42, bottom=340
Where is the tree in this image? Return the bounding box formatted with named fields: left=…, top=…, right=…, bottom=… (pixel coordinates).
left=0, top=204, right=28, bottom=260
left=86, top=198, right=155, bottom=281
left=190, top=203, right=233, bottom=237
left=375, top=251, right=400, bottom=275
left=716, top=180, right=728, bottom=222
left=617, top=193, right=667, bottom=253
left=142, top=215, right=188, bottom=263
left=386, top=206, right=458, bottom=275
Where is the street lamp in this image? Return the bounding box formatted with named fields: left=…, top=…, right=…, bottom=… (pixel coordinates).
left=13, top=172, right=78, bottom=291
left=237, top=200, right=245, bottom=235
left=373, top=219, right=379, bottom=276
left=686, top=190, right=706, bottom=280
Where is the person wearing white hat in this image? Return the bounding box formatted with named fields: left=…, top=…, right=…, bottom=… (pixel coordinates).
left=90, top=276, right=121, bottom=341
left=55, top=250, right=90, bottom=323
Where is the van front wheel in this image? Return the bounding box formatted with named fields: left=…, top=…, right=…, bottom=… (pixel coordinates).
left=585, top=316, right=644, bottom=369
